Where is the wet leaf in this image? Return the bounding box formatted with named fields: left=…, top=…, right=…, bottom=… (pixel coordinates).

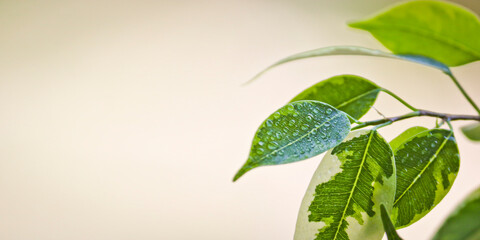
left=389, top=126, right=428, bottom=151
left=233, top=101, right=350, bottom=181
left=391, top=129, right=460, bottom=228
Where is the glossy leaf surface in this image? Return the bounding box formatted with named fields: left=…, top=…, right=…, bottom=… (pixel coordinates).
left=349, top=0, right=480, bottom=66
left=389, top=126, right=428, bottom=151
left=380, top=204, right=403, bottom=240
left=391, top=129, right=460, bottom=228
left=245, top=46, right=451, bottom=84
left=433, top=187, right=480, bottom=240
left=290, top=75, right=380, bottom=121
left=295, top=130, right=395, bottom=240
left=461, top=123, right=480, bottom=141
left=233, top=101, right=350, bottom=181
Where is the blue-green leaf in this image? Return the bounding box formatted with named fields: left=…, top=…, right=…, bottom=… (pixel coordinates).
left=233, top=101, right=350, bottom=181
left=295, top=130, right=395, bottom=240
left=290, top=75, right=380, bottom=121
left=391, top=129, right=460, bottom=228
left=349, top=0, right=480, bottom=66
left=433, top=187, right=480, bottom=240
left=461, top=123, right=480, bottom=141
left=245, top=45, right=451, bottom=84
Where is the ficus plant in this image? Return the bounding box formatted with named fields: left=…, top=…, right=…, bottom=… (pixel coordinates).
left=233, top=1, right=480, bottom=240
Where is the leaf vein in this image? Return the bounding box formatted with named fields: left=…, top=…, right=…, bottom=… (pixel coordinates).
left=393, top=131, right=454, bottom=205
left=332, top=131, right=374, bottom=240
left=257, top=113, right=343, bottom=162
left=335, top=88, right=379, bottom=109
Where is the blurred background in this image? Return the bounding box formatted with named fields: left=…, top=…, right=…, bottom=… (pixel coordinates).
left=1, top=0, right=479, bottom=239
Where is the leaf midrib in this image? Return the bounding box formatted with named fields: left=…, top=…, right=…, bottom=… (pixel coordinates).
left=393, top=131, right=453, bottom=206
left=463, top=226, right=480, bottom=240
left=335, top=88, right=380, bottom=109
left=363, top=23, right=480, bottom=59
left=257, top=113, right=344, bottom=162
left=333, top=131, right=374, bottom=240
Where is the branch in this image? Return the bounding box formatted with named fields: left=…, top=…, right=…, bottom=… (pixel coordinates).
left=352, top=110, right=480, bottom=130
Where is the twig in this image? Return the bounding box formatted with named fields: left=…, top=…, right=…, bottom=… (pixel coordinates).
left=352, top=110, right=480, bottom=130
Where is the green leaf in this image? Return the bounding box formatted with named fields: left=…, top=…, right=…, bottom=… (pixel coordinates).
left=461, top=123, right=480, bottom=141
left=349, top=0, right=480, bottom=66
left=433, top=187, right=480, bottom=240
left=233, top=101, right=350, bottom=181
left=290, top=75, right=380, bottom=121
left=389, top=126, right=428, bottom=151
left=244, top=46, right=451, bottom=85
left=380, top=204, right=403, bottom=240
left=391, top=129, right=460, bottom=228
left=294, top=130, right=395, bottom=240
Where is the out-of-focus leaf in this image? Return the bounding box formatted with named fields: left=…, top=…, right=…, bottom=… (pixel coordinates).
left=391, top=129, right=460, bottom=228
left=380, top=204, right=403, bottom=240
left=389, top=126, right=428, bottom=151
left=294, top=130, right=395, bottom=240
left=461, top=123, right=480, bottom=141
left=290, top=75, right=380, bottom=121
left=233, top=101, right=350, bottom=181
left=433, top=187, right=480, bottom=240
left=244, top=46, right=451, bottom=85
left=349, top=0, right=480, bottom=66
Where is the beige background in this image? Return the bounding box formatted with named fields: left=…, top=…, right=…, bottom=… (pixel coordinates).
left=1, top=0, right=479, bottom=239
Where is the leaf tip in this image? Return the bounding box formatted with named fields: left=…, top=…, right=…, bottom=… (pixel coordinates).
left=241, top=67, right=272, bottom=86
left=346, top=20, right=367, bottom=29
left=233, top=164, right=254, bottom=182
left=241, top=75, right=260, bottom=86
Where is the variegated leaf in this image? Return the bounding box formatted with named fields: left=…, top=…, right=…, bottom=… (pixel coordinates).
left=391, top=129, right=460, bottom=228
left=295, top=130, right=395, bottom=240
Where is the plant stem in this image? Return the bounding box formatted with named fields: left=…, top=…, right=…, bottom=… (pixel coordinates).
left=447, top=73, right=480, bottom=115
left=372, top=121, right=393, bottom=130
left=352, top=110, right=480, bottom=130
left=446, top=119, right=454, bottom=131
left=381, top=88, right=418, bottom=111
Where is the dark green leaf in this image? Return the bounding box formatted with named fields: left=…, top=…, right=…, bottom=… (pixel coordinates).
left=433, top=187, right=480, bottom=240
left=389, top=126, right=428, bottom=151
left=380, top=204, right=403, bottom=240
left=461, top=123, right=480, bottom=141
left=244, top=46, right=451, bottom=85
left=349, top=0, right=480, bottom=66
left=233, top=101, right=350, bottom=181
left=290, top=75, right=380, bottom=121
left=295, top=130, right=395, bottom=240
left=391, top=129, right=460, bottom=228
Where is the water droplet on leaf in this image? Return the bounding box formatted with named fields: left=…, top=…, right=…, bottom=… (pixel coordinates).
left=266, top=119, right=273, bottom=127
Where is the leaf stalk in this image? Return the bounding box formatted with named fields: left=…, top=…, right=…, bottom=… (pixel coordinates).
left=447, top=73, right=480, bottom=115
left=381, top=88, right=418, bottom=111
